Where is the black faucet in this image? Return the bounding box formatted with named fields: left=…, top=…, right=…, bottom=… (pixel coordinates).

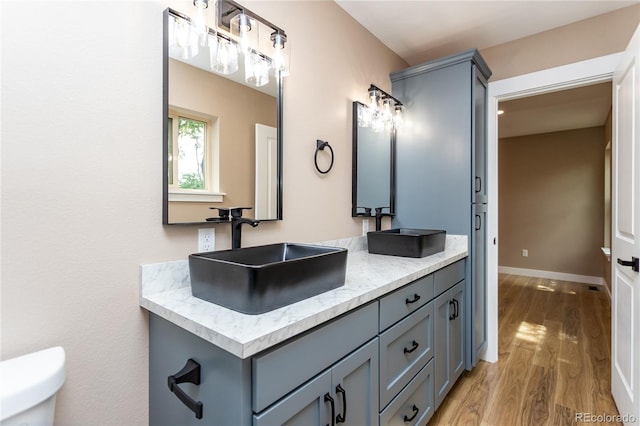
left=206, top=207, right=259, bottom=249
left=374, top=207, right=394, bottom=231
left=230, top=207, right=259, bottom=249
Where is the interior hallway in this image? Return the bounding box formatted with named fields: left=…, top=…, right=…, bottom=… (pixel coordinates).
left=428, top=274, right=620, bottom=426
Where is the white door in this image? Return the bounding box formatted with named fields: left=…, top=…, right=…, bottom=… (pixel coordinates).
left=255, top=124, right=278, bottom=220
left=612, top=24, right=640, bottom=426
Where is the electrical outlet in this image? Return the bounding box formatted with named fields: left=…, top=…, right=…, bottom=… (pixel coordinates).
left=362, top=219, right=370, bottom=235
left=198, top=228, right=215, bottom=252
left=522, top=249, right=528, bottom=257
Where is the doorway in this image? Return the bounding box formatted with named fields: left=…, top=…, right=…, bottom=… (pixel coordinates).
left=484, top=53, right=624, bottom=363
left=497, top=82, right=612, bottom=286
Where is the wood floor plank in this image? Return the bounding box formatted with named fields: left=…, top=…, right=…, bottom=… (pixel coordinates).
left=427, top=275, right=620, bottom=425
left=519, top=365, right=555, bottom=425
left=484, top=346, right=535, bottom=425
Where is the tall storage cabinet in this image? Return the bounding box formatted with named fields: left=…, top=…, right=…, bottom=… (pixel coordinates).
left=391, top=49, right=491, bottom=369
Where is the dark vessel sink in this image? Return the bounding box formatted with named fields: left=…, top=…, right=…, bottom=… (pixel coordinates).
left=189, top=243, right=347, bottom=314
left=367, top=228, right=446, bottom=258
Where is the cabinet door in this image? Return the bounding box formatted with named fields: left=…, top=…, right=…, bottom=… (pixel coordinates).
left=472, top=64, right=488, bottom=204
left=434, top=289, right=452, bottom=409
left=331, top=339, right=379, bottom=426
left=471, top=204, right=487, bottom=367
left=253, top=370, right=331, bottom=426
left=434, top=281, right=466, bottom=409
left=450, top=281, right=465, bottom=381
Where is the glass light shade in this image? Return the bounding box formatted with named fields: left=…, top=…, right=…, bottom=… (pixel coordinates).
left=270, top=31, right=290, bottom=77
left=393, top=106, right=403, bottom=129
left=368, top=89, right=379, bottom=112
left=245, top=52, right=270, bottom=87
left=371, top=111, right=385, bottom=132
left=192, top=0, right=209, bottom=47
left=212, top=38, right=239, bottom=74
left=231, top=13, right=258, bottom=54
left=382, top=98, right=393, bottom=123
left=172, top=16, right=199, bottom=59
left=357, top=104, right=372, bottom=128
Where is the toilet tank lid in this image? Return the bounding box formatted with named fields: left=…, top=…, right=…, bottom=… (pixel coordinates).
left=0, top=346, right=66, bottom=421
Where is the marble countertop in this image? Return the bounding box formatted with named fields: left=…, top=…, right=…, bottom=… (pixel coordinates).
left=139, top=235, right=468, bottom=359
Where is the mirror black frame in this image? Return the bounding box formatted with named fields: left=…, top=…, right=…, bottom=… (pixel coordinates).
left=351, top=101, right=396, bottom=218
left=162, top=8, right=283, bottom=225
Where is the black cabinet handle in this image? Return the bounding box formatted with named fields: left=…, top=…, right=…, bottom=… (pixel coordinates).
left=405, top=294, right=421, bottom=305
left=475, top=214, right=482, bottom=231
left=335, top=384, right=347, bottom=423
left=475, top=176, right=482, bottom=193
left=403, top=404, right=420, bottom=422
left=403, top=340, right=420, bottom=354
left=324, top=393, right=336, bottom=426
left=617, top=257, right=639, bottom=272
left=453, top=299, right=459, bottom=319
left=167, top=359, right=203, bottom=419
left=449, top=300, right=456, bottom=320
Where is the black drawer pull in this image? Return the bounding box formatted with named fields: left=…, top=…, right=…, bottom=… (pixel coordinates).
left=167, top=359, right=203, bottom=419
left=403, top=404, right=420, bottom=422
left=617, top=257, right=639, bottom=272
left=449, top=300, right=456, bottom=320
left=403, top=340, right=419, bottom=354
left=324, top=393, right=335, bottom=426
left=336, top=384, right=347, bottom=423
left=405, top=294, right=421, bottom=305
left=453, top=298, right=459, bottom=319
left=475, top=176, right=482, bottom=193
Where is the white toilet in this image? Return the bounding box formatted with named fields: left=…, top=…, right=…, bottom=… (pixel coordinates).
left=0, top=347, right=66, bottom=425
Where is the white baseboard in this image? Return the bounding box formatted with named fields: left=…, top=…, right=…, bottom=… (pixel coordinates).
left=498, top=266, right=606, bottom=286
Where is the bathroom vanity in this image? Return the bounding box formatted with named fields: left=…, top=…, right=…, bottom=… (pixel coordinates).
left=141, top=235, right=467, bottom=425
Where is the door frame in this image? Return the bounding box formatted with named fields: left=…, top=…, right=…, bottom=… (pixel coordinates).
left=484, top=52, right=623, bottom=362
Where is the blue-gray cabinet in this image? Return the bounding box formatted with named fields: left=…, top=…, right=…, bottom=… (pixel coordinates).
left=148, top=261, right=465, bottom=425
left=391, top=49, right=491, bottom=370
left=434, top=280, right=465, bottom=409
left=254, top=338, right=379, bottom=426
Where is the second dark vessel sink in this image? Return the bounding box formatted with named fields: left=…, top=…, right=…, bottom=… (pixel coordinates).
left=189, top=243, right=347, bottom=314
left=367, top=228, right=446, bottom=258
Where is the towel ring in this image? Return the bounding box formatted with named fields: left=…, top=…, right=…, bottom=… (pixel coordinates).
left=314, top=140, right=334, bottom=174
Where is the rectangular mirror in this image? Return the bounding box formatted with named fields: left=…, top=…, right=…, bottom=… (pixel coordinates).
left=351, top=101, right=396, bottom=218
left=163, top=8, right=283, bottom=224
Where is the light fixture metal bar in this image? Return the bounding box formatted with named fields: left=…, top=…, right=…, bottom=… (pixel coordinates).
left=369, top=84, right=403, bottom=106
left=217, top=0, right=285, bottom=37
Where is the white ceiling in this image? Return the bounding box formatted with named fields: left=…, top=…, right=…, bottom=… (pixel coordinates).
left=498, top=82, right=612, bottom=138
left=335, top=0, right=630, bottom=137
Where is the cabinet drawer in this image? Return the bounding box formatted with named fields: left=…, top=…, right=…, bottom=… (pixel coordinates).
left=379, top=302, right=434, bottom=409
left=379, top=359, right=434, bottom=426
left=252, top=302, right=378, bottom=413
left=434, top=259, right=465, bottom=296
left=379, top=274, right=434, bottom=332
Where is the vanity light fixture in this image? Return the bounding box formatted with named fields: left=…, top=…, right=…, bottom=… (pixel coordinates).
left=167, top=0, right=290, bottom=87
left=358, top=84, right=404, bottom=132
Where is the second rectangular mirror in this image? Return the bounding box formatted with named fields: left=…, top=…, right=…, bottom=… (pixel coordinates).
left=351, top=101, right=396, bottom=219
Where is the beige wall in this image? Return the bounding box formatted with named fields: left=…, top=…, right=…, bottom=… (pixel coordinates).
left=480, top=4, right=640, bottom=81
left=499, top=127, right=605, bottom=277
left=0, top=1, right=406, bottom=425
left=1, top=1, right=636, bottom=424
left=168, top=58, right=277, bottom=222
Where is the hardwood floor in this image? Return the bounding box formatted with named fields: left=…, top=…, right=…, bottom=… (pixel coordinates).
left=427, top=274, right=620, bottom=426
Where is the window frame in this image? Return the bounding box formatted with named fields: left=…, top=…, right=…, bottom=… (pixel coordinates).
left=167, top=107, right=224, bottom=202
